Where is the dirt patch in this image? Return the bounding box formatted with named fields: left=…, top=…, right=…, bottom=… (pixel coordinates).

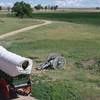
left=80, top=59, right=96, bottom=68
left=12, top=95, right=37, bottom=100
left=75, top=57, right=100, bottom=70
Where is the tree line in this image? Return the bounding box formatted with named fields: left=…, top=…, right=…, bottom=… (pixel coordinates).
left=34, top=4, right=58, bottom=10
left=0, top=4, right=58, bottom=11
left=0, top=1, right=58, bottom=18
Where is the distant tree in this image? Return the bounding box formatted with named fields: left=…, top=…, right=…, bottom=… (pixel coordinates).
left=96, top=7, right=100, bottom=10
left=0, top=6, right=2, bottom=10
left=7, top=6, right=11, bottom=12
left=54, top=5, right=58, bottom=10
left=44, top=6, right=48, bottom=10
left=34, top=4, right=43, bottom=10
left=50, top=6, right=54, bottom=10
left=50, top=5, right=58, bottom=11
left=12, top=1, right=32, bottom=18
left=47, top=5, right=51, bottom=10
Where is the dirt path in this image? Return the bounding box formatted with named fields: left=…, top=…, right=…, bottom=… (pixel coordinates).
left=12, top=95, right=37, bottom=100
left=0, top=20, right=52, bottom=39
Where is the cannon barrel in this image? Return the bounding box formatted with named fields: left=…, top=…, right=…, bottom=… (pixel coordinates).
left=0, top=46, right=33, bottom=77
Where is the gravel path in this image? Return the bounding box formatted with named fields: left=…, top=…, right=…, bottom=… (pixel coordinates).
left=0, top=20, right=52, bottom=39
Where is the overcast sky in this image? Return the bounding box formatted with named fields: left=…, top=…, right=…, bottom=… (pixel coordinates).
left=0, top=0, right=100, bottom=8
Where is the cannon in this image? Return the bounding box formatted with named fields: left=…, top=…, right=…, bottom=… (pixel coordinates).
left=38, top=53, right=66, bottom=70
left=0, top=46, right=33, bottom=99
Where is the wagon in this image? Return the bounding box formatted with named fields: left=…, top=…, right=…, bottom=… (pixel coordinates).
left=0, top=46, right=33, bottom=99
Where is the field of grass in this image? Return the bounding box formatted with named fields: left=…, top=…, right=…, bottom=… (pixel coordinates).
left=3, top=18, right=100, bottom=61
left=32, top=12, right=100, bottom=24
left=0, top=18, right=43, bottom=34
left=0, top=12, right=100, bottom=100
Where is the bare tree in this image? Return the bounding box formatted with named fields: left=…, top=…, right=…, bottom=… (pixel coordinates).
left=0, top=6, right=2, bottom=10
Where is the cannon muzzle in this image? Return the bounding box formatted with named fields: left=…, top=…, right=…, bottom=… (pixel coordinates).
left=0, top=46, right=33, bottom=77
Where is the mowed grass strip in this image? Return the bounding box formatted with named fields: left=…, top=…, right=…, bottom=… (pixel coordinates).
left=0, top=18, right=43, bottom=35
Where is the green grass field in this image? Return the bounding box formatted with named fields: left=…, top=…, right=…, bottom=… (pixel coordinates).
left=32, top=12, right=100, bottom=25
left=0, top=18, right=42, bottom=34
left=0, top=12, right=100, bottom=100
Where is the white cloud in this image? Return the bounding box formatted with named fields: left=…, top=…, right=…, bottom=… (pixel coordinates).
left=56, top=0, right=83, bottom=7
left=0, top=0, right=100, bottom=8
left=0, top=2, right=13, bottom=7
left=56, top=0, right=66, bottom=7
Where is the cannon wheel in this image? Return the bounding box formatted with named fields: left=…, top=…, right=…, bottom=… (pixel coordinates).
left=52, top=56, right=66, bottom=69
left=46, top=53, right=66, bottom=69
left=38, top=53, right=66, bottom=70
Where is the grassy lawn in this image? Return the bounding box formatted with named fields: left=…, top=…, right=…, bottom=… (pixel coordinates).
left=3, top=20, right=100, bottom=61
left=0, top=18, right=43, bottom=34
left=0, top=12, right=100, bottom=100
